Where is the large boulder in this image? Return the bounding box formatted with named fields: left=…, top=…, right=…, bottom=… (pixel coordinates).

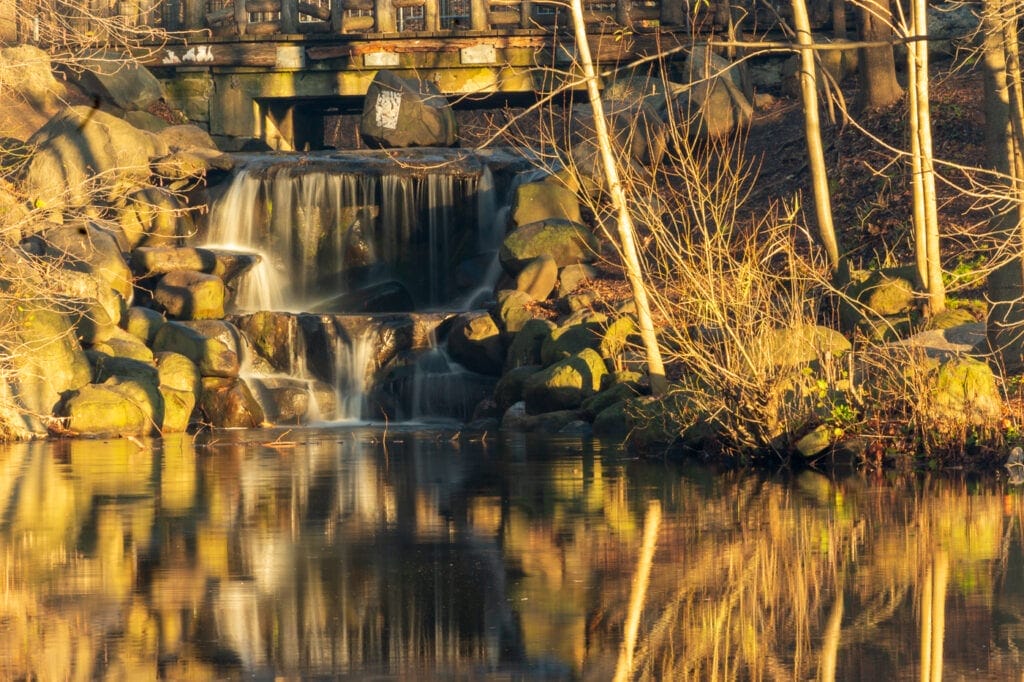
left=151, top=321, right=241, bottom=377
left=4, top=306, right=92, bottom=424
left=360, top=70, right=457, bottom=148
left=506, top=318, right=556, bottom=370
left=60, top=378, right=162, bottom=437
left=199, top=377, right=265, bottom=428
left=22, top=106, right=165, bottom=210
left=500, top=219, right=598, bottom=276
left=928, top=357, right=1002, bottom=430
left=153, top=269, right=227, bottom=320
left=677, top=46, right=753, bottom=140
left=447, top=311, right=504, bottom=376
left=116, top=187, right=194, bottom=248
left=67, top=52, right=165, bottom=111
left=570, top=98, right=667, bottom=173
left=0, top=45, right=63, bottom=113
left=509, top=181, right=582, bottom=229
left=24, top=221, right=133, bottom=300
left=523, top=348, right=608, bottom=414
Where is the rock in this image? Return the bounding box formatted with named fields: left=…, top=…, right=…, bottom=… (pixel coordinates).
left=27, top=221, right=133, bottom=300
left=572, top=98, right=667, bottom=169
left=510, top=181, right=582, bottom=228
left=60, top=379, right=161, bottom=437
left=506, top=318, right=555, bottom=369
left=929, top=357, right=1002, bottom=429
left=515, top=255, right=559, bottom=300
left=152, top=149, right=235, bottom=182
left=523, top=348, right=608, bottom=414
left=125, top=110, right=168, bottom=132
left=494, top=364, right=541, bottom=412
left=5, top=306, right=92, bottom=422
left=558, top=263, right=598, bottom=297
left=155, top=351, right=202, bottom=398
left=91, top=332, right=155, bottom=364
left=360, top=70, right=457, bottom=148
left=582, top=381, right=643, bottom=418
left=90, top=354, right=159, bottom=385
left=503, top=409, right=591, bottom=433
left=117, top=186, right=193, bottom=248
left=0, top=45, right=63, bottom=113
left=494, top=289, right=536, bottom=334
left=840, top=268, right=918, bottom=332
left=232, top=311, right=299, bottom=373
left=678, top=46, right=753, bottom=140
left=131, top=246, right=219, bottom=277
left=69, top=53, right=165, bottom=111
left=199, top=377, right=265, bottom=428
left=541, top=319, right=605, bottom=366
left=756, top=324, right=852, bottom=369
left=500, top=219, right=599, bottom=275
left=153, top=270, right=227, bottom=320
left=124, top=306, right=166, bottom=344
left=250, top=377, right=313, bottom=424
left=157, top=124, right=220, bottom=153
left=795, top=424, right=835, bottom=458
left=152, top=321, right=241, bottom=378
left=593, top=400, right=632, bottom=438
left=23, top=106, right=165, bottom=211
left=160, top=386, right=195, bottom=433
left=447, top=311, right=504, bottom=376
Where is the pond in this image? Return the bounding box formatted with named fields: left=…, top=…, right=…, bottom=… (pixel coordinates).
left=0, top=426, right=1021, bottom=680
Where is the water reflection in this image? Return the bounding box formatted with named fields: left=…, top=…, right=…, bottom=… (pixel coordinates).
left=1, top=430, right=1024, bottom=679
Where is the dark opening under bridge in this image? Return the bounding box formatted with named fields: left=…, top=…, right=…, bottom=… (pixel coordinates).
left=5, top=0, right=815, bottom=149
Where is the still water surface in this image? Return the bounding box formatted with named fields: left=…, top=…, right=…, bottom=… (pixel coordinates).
left=1, top=426, right=1022, bottom=680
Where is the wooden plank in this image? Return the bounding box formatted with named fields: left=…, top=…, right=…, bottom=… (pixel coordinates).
left=298, top=1, right=332, bottom=20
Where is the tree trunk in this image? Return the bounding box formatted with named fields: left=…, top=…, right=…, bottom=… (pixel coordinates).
left=907, top=0, right=945, bottom=314
left=983, top=0, right=1024, bottom=371
left=791, top=0, right=841, bottom=271
left=857, top=0, right=903, bottom=111
left=568, top=0, right=668, bottom=396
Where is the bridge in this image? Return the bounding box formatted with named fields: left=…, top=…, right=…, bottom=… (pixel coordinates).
left=2, top=0, right=810, bottom=149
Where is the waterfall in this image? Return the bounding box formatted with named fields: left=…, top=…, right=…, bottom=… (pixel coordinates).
left=332, top=329, right=374, bottom=421
left=205, top=151, right=505, bottom=314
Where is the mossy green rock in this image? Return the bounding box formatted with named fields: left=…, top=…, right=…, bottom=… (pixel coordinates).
left=159, top=386, right=195, bottom=433
left=593, top=400, right=632, bottom=438
left=500, top=219, right=598, bottom=275
left=503, top=408, right=590, bottom=433
left=62, top=378, right=162, bottom=437
left=757, top=323, right=851, bottom=369
left=494, top=289, right=536, bottom=334
left=930, top=357, right=1002, bottom=428
left=124, top=306, right=166, bottom=344
left=494, top=364, right=541, bottom=412
left=523, top=348, right=608, bottom=414
left=600, top=316, right=639, bottom=362
left=510, top=181, right=582, bottom=228
left=506, top=318, right=555, bottom=369
left=90, top=355, right=159, bottom=386
left=541, top=320, right=604, bottom=366
left=8, top=307, right=92, bottom=420
left=154, top=269, right=226, bottom=320
left=515, top=255, right=559, bottom=300
left=840, top=268, right=917, bottom=331
left=155, top=351, right=202, bottom=398
left=152, top=321, right=240, bottom=378
left=582, top=381, right=642, bottom=417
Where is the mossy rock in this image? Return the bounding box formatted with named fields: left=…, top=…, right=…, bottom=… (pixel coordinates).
left=447, top=311, right=504, bottom=376
left=929, top=357, right=1002, bottom=429
left=155, top=351, right=202, bottom=398
left=505, top=318, right=555, bottom=369
left=61, top=378, right=162, bottom=437
left=159, top=386, right=196, bottom=433
left=541, top=319, right=606, bottom=367
left=582, top=381, right=643, bottom=418
left=494, top=364, right=541, bottom=412
left=494, top=289, right=536, bottom=334
left=510, top=180, right=582, bottom=228
left=199, top=377, right=265, bottom=428
left=500, top=219, right=599, bottom=275
left=523, top=348, right=608, bottom=414
left=840, top=267, right=918, bottom=331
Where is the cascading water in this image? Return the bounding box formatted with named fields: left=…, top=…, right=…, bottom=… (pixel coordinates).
left=208, top=149, right=531, bottom=423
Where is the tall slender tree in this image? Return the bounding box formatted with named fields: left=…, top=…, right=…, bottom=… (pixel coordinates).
left=856, top=0, right=904, bottom=111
